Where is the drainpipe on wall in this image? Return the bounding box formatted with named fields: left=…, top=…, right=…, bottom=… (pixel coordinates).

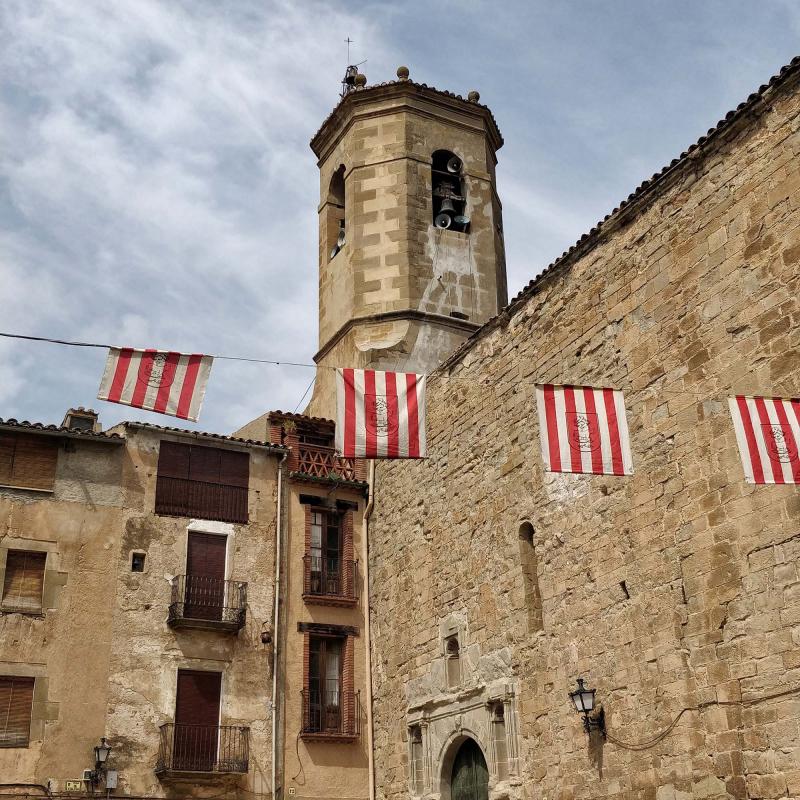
left=272, top=452, right=288, bottom=800
left=363, top=459, right=377, bottom=800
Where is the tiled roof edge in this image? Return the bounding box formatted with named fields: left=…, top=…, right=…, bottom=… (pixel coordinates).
left=0, top=418, right=124, bottom=441
left=120, top=421, right=288, bottom=451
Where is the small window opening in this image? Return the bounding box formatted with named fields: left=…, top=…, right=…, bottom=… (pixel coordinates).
left=445, top=635, right=461, bottom=689
left=491, top=703, right=509, bottom=779
left=519, top=522, right=543, bottom=633
left=327, top=165, right=346, bottom=260
left=409, top=725, right=424, bottom=794
left=131, top=552, right=146, bottom=573
left=432, top=150, right=468, bottom=233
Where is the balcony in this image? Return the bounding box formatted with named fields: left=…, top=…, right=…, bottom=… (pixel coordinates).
left=167, top=575, right=247, bottom=632
left=301, top=689, right=361, bottom=742
left=296, top=444, right=359, bottom=482
left=155, top=476, right=248, bottom=524
left=155, top=723, right=249, bottom=777
left=302, top=556, right=358, bottom=607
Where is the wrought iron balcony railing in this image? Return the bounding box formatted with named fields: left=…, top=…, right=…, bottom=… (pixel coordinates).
left=168, top=575, right=247, bottom=632
left=302, top=556, right=358, bottom=605
left=155, top=723, right=249, bottom=775
left=301, top=689, right=360, bottom=739
left=155, top=476, right=248, bottom=524
left=297, top=444, right=358, bottom=482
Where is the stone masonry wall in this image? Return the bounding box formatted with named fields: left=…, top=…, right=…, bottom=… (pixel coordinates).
left=368, top=74, right=800, bottom=800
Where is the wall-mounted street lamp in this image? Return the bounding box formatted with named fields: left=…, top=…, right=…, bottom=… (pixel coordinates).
left=568, top=678, right=605, bottom=738
left=85, top=737, right=113, bottom=790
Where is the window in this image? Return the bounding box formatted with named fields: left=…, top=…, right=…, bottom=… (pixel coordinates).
left=155, top=441, right=249, bottom=524
left=410, top=726, right=424, bottom=794
left=491, top=703, right=509, bottom=780
left=445, top=635, right=460, bottom=689
left=0, top=433, right=59, bottom=491
left=519, top=522, right=543, bottom=632
left=309, top=510, right=341, bottom=595
left=0, top=676, right=34, bottom=748
left=131, top=552, right=146, bottom=572
left=431, top=150, right=468, bottom=232
left=307, top=636, right=343, bottom=733
left=2, top=551, right=46, bottom=612
left=300, top=623, right=359, bottom=739
left=327, top=164, right=346, bottom=260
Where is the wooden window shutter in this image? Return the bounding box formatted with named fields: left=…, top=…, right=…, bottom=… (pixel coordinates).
left=0, top=434, right=58, bottom=491
left=189, top=446, right=222, bottom=484
left=157, top=441, right=191, bottom=480
left=0, top=676, right=34, bottom=748
left=219, top=451, right=249, bottom=488
left=0, top=435, right=15, bottom=485
left=2, top=551, right=46, bottom=611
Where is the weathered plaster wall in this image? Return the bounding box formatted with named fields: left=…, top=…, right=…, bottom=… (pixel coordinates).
left=0, top=439, right=125, bottom=786
left=368, top=75, right=800, bottom=800
left=105, top=427, right=279, bottom=799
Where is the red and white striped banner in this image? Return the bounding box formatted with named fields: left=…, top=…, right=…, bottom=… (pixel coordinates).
left=97, top=348, right=213, bottom=422
left=335, top=369, right=426, bottom=458
left=535, top=384, right=633, bottom=475
left=728, top=396, right=800, bottom=484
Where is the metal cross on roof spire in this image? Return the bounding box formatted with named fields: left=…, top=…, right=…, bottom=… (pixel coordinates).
left=345, top=36, right=353, bottom=63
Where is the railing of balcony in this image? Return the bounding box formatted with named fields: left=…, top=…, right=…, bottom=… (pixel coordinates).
left=155, top=476, right=248, bottom=524
left=302, top=556, right=358, bottom=601
left=297, top=444, right=358, bottom=481
left=301, top=689, right=360, bottom=738
left=155, top=723, right=249, bottom=774
left=168, top=575, right=247, bottom=629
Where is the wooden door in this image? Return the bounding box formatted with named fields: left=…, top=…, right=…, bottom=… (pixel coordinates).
left=184, top=532, right=226, bottom=620
left=451, top=739, right=489, bottom=800
left=173, top=670, right=221, bottom=771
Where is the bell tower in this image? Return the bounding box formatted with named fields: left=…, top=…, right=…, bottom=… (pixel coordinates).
left=306, top=67, right=507, bottom=418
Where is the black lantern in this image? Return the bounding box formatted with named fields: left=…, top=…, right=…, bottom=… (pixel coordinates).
left=94, top=737, right=111, bottom=771
left=568, top=678, right=605, bottom=737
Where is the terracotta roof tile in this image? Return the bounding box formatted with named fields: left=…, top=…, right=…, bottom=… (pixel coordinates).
left=120, top=421, right=288, bottom=451
left=0, top=417, right=123, bottom=441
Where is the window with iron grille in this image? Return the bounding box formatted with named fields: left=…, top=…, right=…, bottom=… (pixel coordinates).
left=155, top=441, right=249, bottom=524
left=308, top=636, right=342, bottom=733
left=409, top=725, right=424, bottom=794
left=2, top=551, right=46, bottom=613
left=0, top=433, right=59, bottom=492
left=0, top=676, right=34, bottom=748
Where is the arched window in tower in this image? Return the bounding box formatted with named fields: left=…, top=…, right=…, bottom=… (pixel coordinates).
left=327, top=164, right=346, bottom=260
left=518, top=522, right=543, bottom=633
left=431, top=150, right=468, bottom=233
left=445, top=634, right=461, bottom=689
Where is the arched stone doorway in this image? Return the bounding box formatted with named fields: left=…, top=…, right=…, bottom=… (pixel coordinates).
left=450, top=738, right=489, bottom=800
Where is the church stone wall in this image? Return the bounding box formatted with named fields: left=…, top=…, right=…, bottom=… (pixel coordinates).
left=368, top=75, right=800, bottom=800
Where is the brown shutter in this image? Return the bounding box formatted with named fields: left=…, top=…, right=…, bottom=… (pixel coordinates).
left=157, top=441, right=191, bottom=479
left=0, top=435, right=16, bottom=485
left=0, top=434, right=58, bottom=491
left=0, top=676, right=34, bottom=748
left=186, top=533, right=226, bottom=579
left=2, top=551, right=46, bottom=611
left=189, top=446, right=222, bottom=484
left=175, top=670, right=221, bottom=727
left=219, top=451, right=249, bottom=488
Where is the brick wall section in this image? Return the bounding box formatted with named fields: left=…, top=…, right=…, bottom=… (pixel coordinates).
left=368, top=76, right=800, bottom=800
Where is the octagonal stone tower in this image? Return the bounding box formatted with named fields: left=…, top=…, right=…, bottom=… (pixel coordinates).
left=306, top=69, right=507, bottom=418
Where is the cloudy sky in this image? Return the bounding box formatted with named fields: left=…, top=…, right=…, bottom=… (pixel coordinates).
left=1, top=1, right=798, bottom=435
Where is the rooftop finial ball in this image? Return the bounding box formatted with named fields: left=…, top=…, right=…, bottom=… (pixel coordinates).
left=397, top=66, right=410, bottom=81
left=468, top=90, right=480, bottom=103
left=354, top=73, right=367, bottom=87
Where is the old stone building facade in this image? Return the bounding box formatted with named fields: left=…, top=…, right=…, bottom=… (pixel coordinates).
left=366, top=58, right=800, bottom=800
left=0, top=410, right=286, bottom=797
